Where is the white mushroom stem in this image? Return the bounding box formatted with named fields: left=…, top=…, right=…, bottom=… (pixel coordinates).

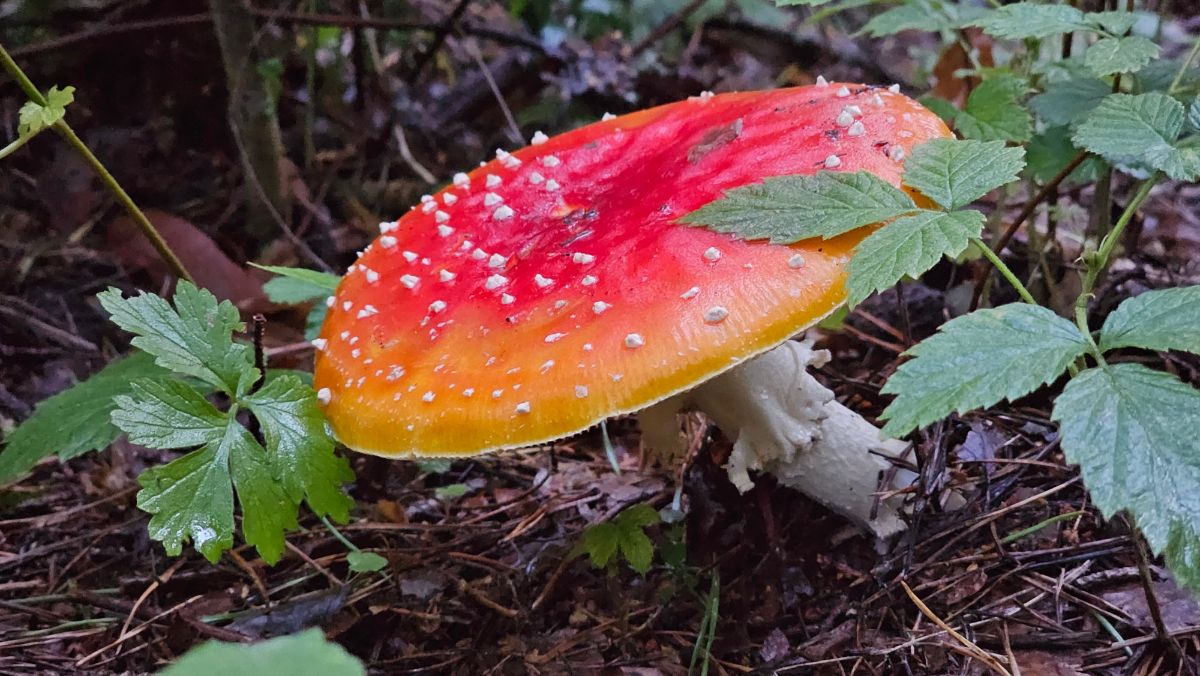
left=639, top=338, right=917, bottom=539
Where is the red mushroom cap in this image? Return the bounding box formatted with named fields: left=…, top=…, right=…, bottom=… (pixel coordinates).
left=313, top=83, right=951, bottom=457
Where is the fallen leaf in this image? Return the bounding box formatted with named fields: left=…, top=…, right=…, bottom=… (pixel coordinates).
left=106, top=209, right=269, bottom=312
left=759, top=627, right=790, bottom=662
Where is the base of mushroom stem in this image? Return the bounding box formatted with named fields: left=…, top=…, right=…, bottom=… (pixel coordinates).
left=639, top=337, right=919, bottom=540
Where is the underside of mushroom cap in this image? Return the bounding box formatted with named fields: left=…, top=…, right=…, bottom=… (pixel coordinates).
left=313, top=83, right=952, bottom=457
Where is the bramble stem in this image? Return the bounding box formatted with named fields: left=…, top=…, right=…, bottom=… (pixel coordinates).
left=1073, top=177, right=1158, bottom=362
left=1168, top=36, right=1200, bottom=95
left=971, top=238, right=1037, bottom=305
left=0, top=42, right=193, bottom=282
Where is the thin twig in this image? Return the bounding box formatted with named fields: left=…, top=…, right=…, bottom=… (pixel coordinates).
left=406, top=0, right=472, bottom=78
left=1126, top=518, right=1192, bottom=671
left=392, top=125, right=437, bottom=184
left=462, top=38, right=523, bottom=144
left=901, top=581, right=1012, bottom=676
left=631, top=0, right=706, bottom=55
left=9, top=14, right=210, bottom=58
left=241, top=1, right=431, bottom=30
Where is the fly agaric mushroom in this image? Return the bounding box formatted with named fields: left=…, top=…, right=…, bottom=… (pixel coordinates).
left=314, top=83, right=952, bottom=538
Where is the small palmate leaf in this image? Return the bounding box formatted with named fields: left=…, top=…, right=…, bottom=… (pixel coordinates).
left=434, top=483, right=469, bottom=500
left=582, top=522, right=620, bottom=568
left=969, top=4, right=1091, bottom=39
left=881, top=305, right=1089, bottom=436
left=137, top=427, right=237, bottom=562
left=902, top=139, right=1025, bottom=210
left=1053, top=364, right=1200, bottom=591
left=1084, top=36, right=1160, bottom=77
left=618, top=526, right=655, bottom=575
left=160, top=628, right=364, bottom=676
left=616, top=503, right=662, bottom=529
left=17, top=85, right=75, bottom=136
left=111, top=379, right=227, bottom=450
left=136, top=416, right=296, bottom=564
left=680, top=171, right=916, bottom=243
left=98, top=282, right=258, bottom=396
left=347, top=551, right=388, bottom=573
left=243, top=375, right=354, bottom=522
left=1100, top=286, right=1200, bottom=355
left=846, top=210, right=983, bottom=307
left=0, top=353, right=167, bottom=483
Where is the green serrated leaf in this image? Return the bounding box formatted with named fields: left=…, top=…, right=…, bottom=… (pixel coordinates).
left=1073, top=92, right=1185, bottom=177
left=346, top=551, right=388, bottom=573
left=1026, top=127, right=1101, bottom=184
left=918, top=96, right=959, bottom=125
left=251, top=264, right=339, bottom=305
left=17, top=85, right=75, bottom=136
left=616, top=503, right=662, bottom=529
left=880, top=305, right=1089, bottom=436
left=902, top=139, right=1025, bottom=210
left=958, top=75, right=1031, bottom=142
left=1146, top=146, right=1200, bottom=182
left=111, top=379, right=227, bottom=450
left=136, top=425, right=237, bottom=562
left=229, top=424, right=298, bottom=565
left=969, top=4, right=1091, bottom=40
left=0, top=353, right=167, bottom=483
left=136, top=416, right=297, bottom=564
left=1135, top=59, right=1200, bottom=94
left=583, top=522, right=620, bottom=568
left=160, top=628, right=364, bottom=676
left=1029, top=77, right=1112, bottom=127
left=1189, top=98, right=1200, bottom=133
left=618, top=526, right=655, bottom=574
left=242, top=375, right=354, bottom=522
left=846, top=210, right=983, bottom=307
left=98, top=282, right=258, bottom=396
left=1086, top=10, right=1137, bottom=36
left=1084, top=36, right=1160, bottom=77
left=1053, top=364, right=1200, bottom=591
left=1100, top=286, right=1200, bottom=354
left=680, top=172, right=916, bottom=243
left=262, top=278, right=332, bottom=305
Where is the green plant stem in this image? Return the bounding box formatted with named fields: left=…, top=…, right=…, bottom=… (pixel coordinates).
left=1168, top=35, right=1200, bottom=95
left=319, top=515, right=361, bottom=553
left=972, top=237, right=1037, bottom=305
left=0, top=41, right=193, bottom=283
left=1073, top=177, right=1158, bottom=362
left=999, top=510, right=1084, bottom=545
left=0, top=131, right=37, bottom=160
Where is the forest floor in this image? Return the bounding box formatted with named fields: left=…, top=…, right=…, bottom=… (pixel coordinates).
left=3, top=1, right=1200, bottom=674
